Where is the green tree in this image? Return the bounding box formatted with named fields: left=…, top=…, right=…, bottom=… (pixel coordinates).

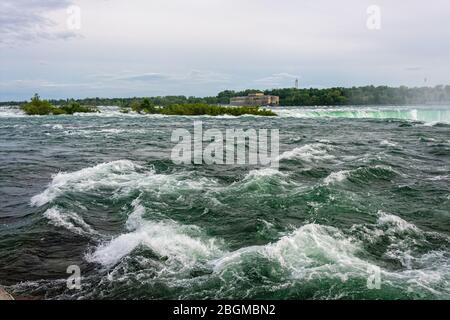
left=21, top=94, right=58, bottom=115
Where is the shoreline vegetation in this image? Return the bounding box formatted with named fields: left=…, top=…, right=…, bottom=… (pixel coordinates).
left=21, top=94, right=98, bottom=115
left=4, top=85, right=450, bottom=108
left=19, top=95, right=276, bottom=117
left=125, top=99, right=276, bottom=116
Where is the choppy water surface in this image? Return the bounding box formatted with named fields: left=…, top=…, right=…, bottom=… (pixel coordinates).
left=0, top=106, right=449, bottom=299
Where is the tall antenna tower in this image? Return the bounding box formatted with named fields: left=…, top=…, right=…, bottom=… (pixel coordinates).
left=295, top=79, right=299, bottom=89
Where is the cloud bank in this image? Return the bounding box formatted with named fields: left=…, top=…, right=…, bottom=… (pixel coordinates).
left=1, top=0, right=450, bottom=100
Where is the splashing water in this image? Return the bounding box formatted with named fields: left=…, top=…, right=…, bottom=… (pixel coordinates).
left=1, top=105, right=449, bottom=299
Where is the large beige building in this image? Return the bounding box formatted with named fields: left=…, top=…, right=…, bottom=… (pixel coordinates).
left=230, top=93, right=280, bottom=106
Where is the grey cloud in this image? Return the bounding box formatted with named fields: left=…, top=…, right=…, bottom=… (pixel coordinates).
left=184, top=70, right=230, bottom=83
left=0, top=0, right=77, bottom=45
left=254, top=73, right=299, bottom=86
left=405, top=67, right=423, bottom=72
left=108, top=70, right=230, bottom=84
left=2, top=0, right=450, bottom=100
left=117, top=73, right=169, bottom=82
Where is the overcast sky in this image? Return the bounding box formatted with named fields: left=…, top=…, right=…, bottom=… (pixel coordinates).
left=1, top=0, right=450, bottom=100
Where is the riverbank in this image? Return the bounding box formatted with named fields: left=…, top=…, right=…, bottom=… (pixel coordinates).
left=0, top=287, right=14, bottom=300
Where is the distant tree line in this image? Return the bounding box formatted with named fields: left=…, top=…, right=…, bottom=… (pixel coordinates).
left=218, top=86, right=450, bottom=106
left=2, top=85, right=450, bottom=107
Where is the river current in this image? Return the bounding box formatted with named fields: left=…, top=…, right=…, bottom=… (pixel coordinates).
left=0, top=105, right=449, bottom=299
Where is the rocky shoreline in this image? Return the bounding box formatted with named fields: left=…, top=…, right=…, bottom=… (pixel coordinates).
left=0, top=287, right=14, bottom=300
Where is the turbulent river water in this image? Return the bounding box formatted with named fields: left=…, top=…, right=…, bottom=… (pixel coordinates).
left=0, top=105, right=449, bottom=300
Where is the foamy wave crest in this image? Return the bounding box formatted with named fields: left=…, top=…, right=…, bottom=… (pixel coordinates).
left=427, top=175, right=449, bottom=181
left=278, top=143, right=335, bottom=163
left=43, top=207, right=98, bottom=236
left=243, top=168, right=285, bottom=180
left=377, top=211, right=420, bottom=234
left=30, top=160, right=216, bottom=207
left=375, top=212, right=422, bottom=269
left=213, top=224, right=370, bottom=280
left=275, top=107, right=450, bottom=123
left=0, top=106, right=25, bottom=118
left=263, top=224, right=369, bottom=279
left=380, top=139, right=398, bottom=147
left=212, top=219, right=450, bottom=296
left=42, top=124, right=64, bottom=130
left=375, top=212, right=450, bottom=292
left=351, top=211, right=450, bottom=288
left=226, top=168, right=293, bottom=193
left=61, top=128, right=147, bottom=137
left=87, top=200, right=223, bottom=269
left=323, top=165, right=399, bottom=186
left=323, top=170, right=350, bottom=185
left=73, top=106, right=169, bottom=118
left=31, top=160, right=141, bottom=206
